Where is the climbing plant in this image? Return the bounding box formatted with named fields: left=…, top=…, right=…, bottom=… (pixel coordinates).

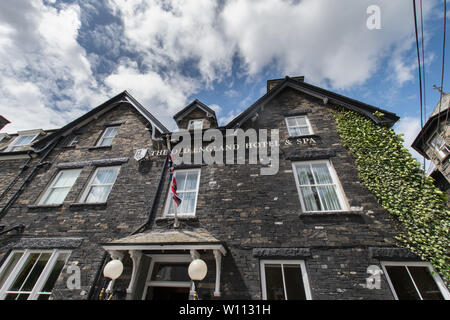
left=331, top=107, right=449, bottom=284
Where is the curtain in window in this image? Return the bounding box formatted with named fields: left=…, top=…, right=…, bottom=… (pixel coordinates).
left=42, top=169, right=81, bottom=204
left=85, top=167, right=119, bottom=203
left=99, top=127, right=119, bottom=146
left=295, top=162, right=342, bottom=212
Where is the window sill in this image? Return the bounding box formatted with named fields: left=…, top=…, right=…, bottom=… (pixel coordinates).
left=27, top=204, right=63, bottom=209
left=287, top=134, right=321, bottom=140
left=299, top=211, right=366, bottom=224
left=88, top=145, right=112, bottom=151
left=69, top=202, right=108, bottom=209
left=155, top=216, right=198, bottom=223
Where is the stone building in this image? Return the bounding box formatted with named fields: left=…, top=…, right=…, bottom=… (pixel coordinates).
left=412, top=93, right=450, bottom=194
left=0, top=76, right=448, bottom=301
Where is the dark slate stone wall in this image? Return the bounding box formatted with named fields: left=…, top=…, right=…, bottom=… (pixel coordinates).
left=0, top=87, right=421, bottom=300
left=150, top=87, right=407, bottom=300
left=0, top=103, right=167, bottom=300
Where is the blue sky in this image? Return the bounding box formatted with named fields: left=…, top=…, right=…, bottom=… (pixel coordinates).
left=0, top=0, right=448, bottom=164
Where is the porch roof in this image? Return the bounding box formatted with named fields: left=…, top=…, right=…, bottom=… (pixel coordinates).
left=102, top=228, right=226, bottom=255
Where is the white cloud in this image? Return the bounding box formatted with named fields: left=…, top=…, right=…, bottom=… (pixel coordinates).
left=0, top=0, right=105, bottom=132
left=104, top=60, right=198, bottom=130
left=221, top=0, right=435, bottom=89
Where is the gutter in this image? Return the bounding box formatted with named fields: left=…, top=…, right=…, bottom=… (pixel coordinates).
left=0, top=136, right=63, bottom=221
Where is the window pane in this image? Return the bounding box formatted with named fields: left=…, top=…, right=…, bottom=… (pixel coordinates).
left=53, top=170, right=81, bottom=188
left=300, top=186, right=321, bottom=211
left=385, top=266, right=420, bottom=300
left=151, top=263, right=190, bottom=282
left=15, top=135, right=35, bottom=146
left=175, top=172, right=187, bottom=190
left=9, top=253, right=41, bottom=291
left=86, top=185, right=112, bottom=203
left=296, top=164, right=314, bottom=185
left=286, top=118, right=297, bottom=127
left=99, top=137, right=113, bottom=146
left=184, top=172, right=198, bottom=190
left=298, top=126, right=310, bottom=135
left=43, top=187, right=71, bottom=205
left=93, top=168, right=118, bottom=185
left=0, top=252, right=23, bottom=289
left=104, top=127, right=119, bottom=138
left=317, top=185, right=342, bottom=211
left=21, top=253, right=51, bottom=291
left=408, top=266, right=444, bottom=300
left=41, top=254, right=68, bottom=293
left=283, top=264, right=307, bottom=300
left=265, top=264, right=285, bottom=300
left=311, top=163, right=333, bottom=184
left=37, top=294, right=50, bottom=300
left=180, top=192, right=196, bottom=214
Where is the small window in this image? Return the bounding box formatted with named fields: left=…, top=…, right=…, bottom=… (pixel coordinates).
left=428, top=131, right=449, bottom=159
left=292, top=160, right=347, bottom=212
left=6, top=134, right=38, bottom=152
left=97, top=126, right=119, bottom=147
left=0, top=250, right=70, bottom=300
left=260, top=260, right=312, bottom=300
left=80, top=166, right=120, bottom=203
left=382, top=262, right=449, bottom=300
left=188, top=119, right=203, bottom=130
left=285, top=116, right=312, bottom=137
left=68, top=136, right=79, bottom=147
left=164, top=169, right=201, bottom=216
left=39, top=169, right=82, bottom=205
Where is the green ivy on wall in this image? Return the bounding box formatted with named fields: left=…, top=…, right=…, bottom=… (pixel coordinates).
left=331, top=107, right=449, bottom=284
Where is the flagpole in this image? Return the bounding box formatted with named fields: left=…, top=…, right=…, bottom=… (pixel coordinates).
left=166, top=135, right=180, bottom=229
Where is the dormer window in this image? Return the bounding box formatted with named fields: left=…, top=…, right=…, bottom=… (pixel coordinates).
left=97, top=126, right=119, bottom=147
left=187, top=119, right=203, bottom=130
left=5, top=134, right=39, bottom=152
left=285, top=116, right=313, bottom=137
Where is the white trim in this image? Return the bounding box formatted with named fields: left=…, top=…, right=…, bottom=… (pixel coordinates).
left=187, top=119, right=204, bottom=130
left=79, top=166, right=120, bottom=203
left=164, top=168, right=201, bottom=217
left=285, top=115, right=313, bottom=137
left=292, top=159, right=349, bottom=213
left=0, top=249, right=71, bottom=300
left=141, top=254, right=192, bottom=300
left=103, top=244, right=226, bottom=256
left=38, top=168, right=82, bottom=205
left=96, top=126, right=120, bottom=147
left=5, top=133, right=40, bottom=152
left=381, top=261, right=450, bottom=300
left=260, top=259, right=312, bottom=300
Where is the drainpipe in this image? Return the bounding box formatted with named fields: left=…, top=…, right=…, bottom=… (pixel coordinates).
left=0, top=151, right=33, bottom=203
left=0, top=136, right=62, bottom=221
left=131, top=155, right=168, bottom=235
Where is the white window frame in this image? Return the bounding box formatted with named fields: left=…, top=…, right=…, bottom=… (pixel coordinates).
left=164, top=168, right=201, bottom=217
left=141, top=254, right=192, bottom=300
left=38, top=168, right=82, bottom=205
left=427, top=131, right=449, bottom=159
left=0, top=249, right=71, bottom=300
left=381, top=261, right=450, bottom=300
left=68, top=135, right=79, bottom=147
left=79, top=166, right=120, bottom=203
left=96, top=126, right=120, bottom=147
left=187, top=119, right=203, bottom=130
left=260, top=259, right=312, bottom=300
left=5, top=133, right=40, bottom=152
left=292, top=159, right=349, bottom=213
left=285, top=115, right=313, bottom=137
